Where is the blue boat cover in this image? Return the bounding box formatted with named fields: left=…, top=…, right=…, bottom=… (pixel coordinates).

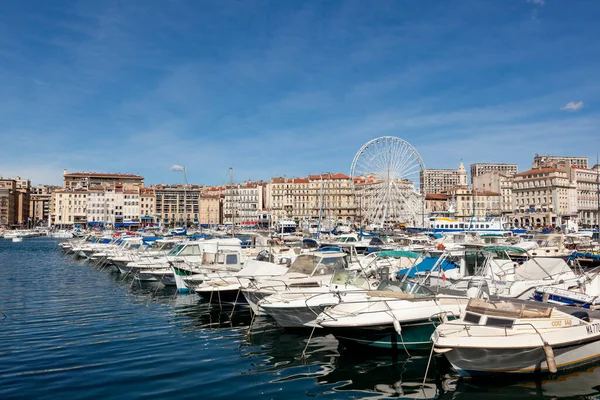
left=396, top=256, right=458, bottom=279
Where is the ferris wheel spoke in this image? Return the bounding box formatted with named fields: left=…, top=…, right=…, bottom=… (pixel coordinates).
left=351, top=136, right=425, bottom=227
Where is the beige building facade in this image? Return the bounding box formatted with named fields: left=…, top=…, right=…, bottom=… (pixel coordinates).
left=445, top=186, right=501, bottom=219
left=472, top=171, right=514, bottom=216
left=63, top=170, right=144, bottom=191
left=51, top=189, right=88, bottom=227
left=154, top=184, right=201, bottom=228
left=532, top=154, right=588, bottom=169
left=266, top=173, right=355, bottom=223
left=512, top=167, right=577, bottom=228
left=420, top=162, right=467, bottom=194
left=470, top=163, right=518, bottom=184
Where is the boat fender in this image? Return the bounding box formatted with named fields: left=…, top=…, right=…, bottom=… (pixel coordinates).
left=393, top=319, right=402, bottom=335
left=543, top=344, right=558, bottom=374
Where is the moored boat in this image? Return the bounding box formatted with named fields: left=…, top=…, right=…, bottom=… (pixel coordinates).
left=432, top=298, right=600, bottom=377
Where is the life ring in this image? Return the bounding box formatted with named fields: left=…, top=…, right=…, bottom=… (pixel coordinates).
left=437, top=243, right=445, bottom=251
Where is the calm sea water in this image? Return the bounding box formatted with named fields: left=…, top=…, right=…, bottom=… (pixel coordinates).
left=1, top=238, right=600, bottom=399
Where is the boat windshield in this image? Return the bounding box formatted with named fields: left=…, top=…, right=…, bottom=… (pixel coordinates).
left=287, top=254, right=347, bottom=275
left=377, top=280, right=434, bottom=296
left=168, top=244, right=184, bottom=256
left=331, top=270, right=370, bottom=289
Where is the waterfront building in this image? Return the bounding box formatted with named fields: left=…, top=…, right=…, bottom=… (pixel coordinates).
left=0, top=178, right=17, bottom=228
left=198, top=194, right=221, bottom=226
left=154, top=184, right=201, bottom=228
left=123, top=190, right=140, bottom=227
left=63, top=170, right=144, bottom=191
left=470, top=163, right=518, bottom=184
left=425, top=193, right=449, bottom=213
left=420, top=162, right=467, bottom=194
left=139, top=188, right=156, bottom=227
left=472, top=172, right=514, bottom=217
left=532, top=154, right=588, bottom=169
left=223, top=181, right=264, bottom=225
left=566, top=164, right=600, bottom=229
left=0, top=176, right=33, bottom=228
left=14, top=177, right=31, bottom=227
left=51, top=189, right=88, bottom=228
left=511, top=166, right=577, bottom=228
left=30, top=184, right=59, bottom=227
left=445, top=186, right=501, bottom=219
left=266, top=173, right=355, bottom=223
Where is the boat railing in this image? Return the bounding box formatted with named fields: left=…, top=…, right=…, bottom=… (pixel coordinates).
left=317, top=293, right=468, bottom=322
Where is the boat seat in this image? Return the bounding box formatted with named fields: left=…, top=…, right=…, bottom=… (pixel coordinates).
left=570, top=310, right=590, bottom=322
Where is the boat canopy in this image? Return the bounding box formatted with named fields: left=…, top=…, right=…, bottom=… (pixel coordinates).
left=515, top=258, right=573, bottom=280
left=396, top=256, right=458, bottom=278
left=377, top=250, right=420, bottom=259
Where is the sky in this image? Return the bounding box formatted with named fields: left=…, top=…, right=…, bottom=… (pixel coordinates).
left=0, top=0, right=599, bottom=186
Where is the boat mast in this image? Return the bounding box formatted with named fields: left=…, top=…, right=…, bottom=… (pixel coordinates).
left=230, top=167, right=234, bottom=237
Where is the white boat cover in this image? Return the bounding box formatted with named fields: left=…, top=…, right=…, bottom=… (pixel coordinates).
left=515, top=258, right=573, bottom=280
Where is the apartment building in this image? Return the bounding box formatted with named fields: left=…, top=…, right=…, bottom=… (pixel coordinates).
left=472, top=171, right=514, bottom=216
left=154, top=184, right=201, bottom=228
left=444, top=186, right=501, bottom=219
left=222, top=181, right=264, bottom=225
left=567, top=164, right=600, bottom=228
left=425, top=194, right=449, bottom=214
left=0, top=178, right=17, bottom=228
left=30, top=184, right=59, bottom=226
left=420, top=162, right=468, bottom=194
left=139, top=188, right=156, bottom=226
left=532, top=154, right=588, bottom=169
left=512, top=167, right=577, bottom=228
left=51, top=189, right=88, bottom=227
left=199, top=194, right=221, bottom=226
left=266, top=173, right=355, bottom=223
left=63, top=170, right=144, bottom=191
left=470, top=163, right=518, bottom=184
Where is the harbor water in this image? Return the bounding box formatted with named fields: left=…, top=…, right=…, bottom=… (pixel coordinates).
left=2, top=238, right=600, bottom=399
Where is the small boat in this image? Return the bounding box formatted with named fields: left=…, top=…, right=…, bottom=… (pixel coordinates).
left=12, top=236, right=23, bottom=243
left=432, top=298, right=600, bottom=377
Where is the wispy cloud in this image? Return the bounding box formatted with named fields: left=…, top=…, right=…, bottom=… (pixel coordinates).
left=170, top=165, right=186, bottom=172
left=527, top=0, right=545, bottom=6
left=561, top=101, right=584, bottom=112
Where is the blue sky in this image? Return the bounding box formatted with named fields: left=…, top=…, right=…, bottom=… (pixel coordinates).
left=1, top=0, right=599, bottom=186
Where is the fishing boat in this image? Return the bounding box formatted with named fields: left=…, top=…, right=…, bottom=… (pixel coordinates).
left=432, top=298, right=600, bottom=377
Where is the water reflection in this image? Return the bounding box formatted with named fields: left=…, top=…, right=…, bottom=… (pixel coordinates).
left=442, top=364, right=600, bottom=399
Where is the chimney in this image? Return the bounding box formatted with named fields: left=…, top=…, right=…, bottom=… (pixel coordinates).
left=63, top=169, right=67, bottom=176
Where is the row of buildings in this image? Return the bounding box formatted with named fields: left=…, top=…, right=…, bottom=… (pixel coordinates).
left=421, top=155, right=598, bottom=228
left=1, top=154, right=598, bottom=230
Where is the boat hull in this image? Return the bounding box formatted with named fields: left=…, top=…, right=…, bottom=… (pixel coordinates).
left=260, top=304, right=332, bottom=329
left=441, top=338, right=600, bottom=377
left=324, top=319, right=442, bottom=351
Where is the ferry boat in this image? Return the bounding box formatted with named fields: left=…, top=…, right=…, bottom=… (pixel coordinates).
left=427, top=215, right=511, bottom=233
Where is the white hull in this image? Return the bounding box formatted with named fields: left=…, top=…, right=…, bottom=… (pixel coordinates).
left=443, top=336, right=600, bottom=377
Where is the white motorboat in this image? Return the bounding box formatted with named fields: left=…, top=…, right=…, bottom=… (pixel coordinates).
left=241, top=251, right=353, bottom=316
left=315, top=279, right=469, bottom=351
left=432, top=298, right=600, bottom=377
left=12, top=236, right=23, bottom=243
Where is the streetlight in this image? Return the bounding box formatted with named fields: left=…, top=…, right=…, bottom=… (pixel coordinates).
left=171, top=165, right=188, bottom=230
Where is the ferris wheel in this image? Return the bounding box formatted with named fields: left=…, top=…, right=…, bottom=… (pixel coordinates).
left=350, top=136, right=425, bottom=228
